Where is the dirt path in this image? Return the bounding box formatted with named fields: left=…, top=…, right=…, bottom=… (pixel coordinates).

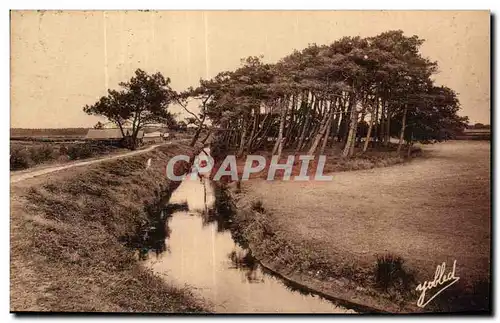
left=10, top=143, right=170, bottom=184
left=244, top=141, right=490, bottom=285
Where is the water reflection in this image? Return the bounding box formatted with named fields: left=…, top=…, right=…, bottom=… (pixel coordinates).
left=119, top=189, right=189, bottom=260
left=227, top=250, right=263, bottom=284
left=169, top=173, right=215, bottom=212
left=141, top=177, right=355, bottom=313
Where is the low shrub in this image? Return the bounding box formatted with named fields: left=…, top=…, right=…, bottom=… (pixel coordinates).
left=67, top=144, right=94, bottom=160
left=251, top=199, right=265, bottom=213
left=374, top=253, right=415, bottom=293
left=408, top=146, right=423, bottom=157
left=346, top=158, right=374, bottom=171
left=10, top=147, right=32, bottom=170
left=59, top=145, right=69, bottom=156
left=11, top=141, right=123, bottom=171
left=29, top=144, right=55, bottom=164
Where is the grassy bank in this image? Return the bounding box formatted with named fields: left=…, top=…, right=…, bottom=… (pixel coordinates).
left=225, top=141, right=490, bottom=313
left=10, top=143, right=207, bottom=312
left=225, top=184, right=413, bottom=313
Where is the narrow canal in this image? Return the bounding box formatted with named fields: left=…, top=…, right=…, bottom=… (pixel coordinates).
left=142, top=174, right=355, bottom=313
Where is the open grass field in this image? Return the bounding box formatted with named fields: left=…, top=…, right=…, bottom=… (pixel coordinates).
left=240, top=140, right=490, bottom=311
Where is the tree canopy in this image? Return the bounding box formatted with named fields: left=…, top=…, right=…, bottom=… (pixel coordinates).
left=181, top=30, right=467, bottom=156
left=83, top=69, right=176, bottom=149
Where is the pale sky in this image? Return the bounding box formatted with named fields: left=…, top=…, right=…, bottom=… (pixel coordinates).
left=10, top=10, right=490, bottom=128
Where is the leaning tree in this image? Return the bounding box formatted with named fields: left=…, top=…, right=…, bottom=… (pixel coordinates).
left=83, top=68, right=175, bottom=149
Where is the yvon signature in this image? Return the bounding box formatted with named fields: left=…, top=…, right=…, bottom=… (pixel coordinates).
left=416, top=260, right=460, bottom=308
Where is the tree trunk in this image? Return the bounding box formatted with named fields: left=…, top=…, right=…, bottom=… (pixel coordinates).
left=254, top=116, right=274, bottom=150
left=115, top=119, right=126, bottom=137
left=397, top=105, right=408, bottom=153
left=296, top=112, right=310, bottom=152
left=380, top=103, right=385, bottom=145
left=200, top=128, right=212, bottom=145
left=290, top=111, right=305, bottom=147
left=342, top=96, right=359, bottom=158
left=245, top=109, right=259, bottom=153
left=129, top=112, right=141, bottom=150
left=363, top=110, right=374, bottom=153
left=331, top=107, right=341, bottom=146
left=277, top=138, right=284, bottom=157
left=373, top=97, right=379, bottom=145
left=407, top=131, right=414, bottom=158
left=296, top=95, right=315, bottom=151
left=284, top=95, right=296, bottom=147
left=272, top=97, right=287, bottom=156
left=308, top=106, right=332, bottom=155
left=249, top=112, right=270, bottom=150
left=237, top=117, right=248, bottom=157
left=319, top=109, right=334, bottom=155
left=384, top=106, right=391, bottom=147
left=341, top=98, right=351, bottom=146
left=190, top=114, right=206, bottom=147
left=190, top=127, right=203, bottom=147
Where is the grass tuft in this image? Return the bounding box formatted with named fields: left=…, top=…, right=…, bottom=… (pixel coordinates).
left=251, top=199, right=265, bottom=213
left=374, top=253, right=415, bottom=297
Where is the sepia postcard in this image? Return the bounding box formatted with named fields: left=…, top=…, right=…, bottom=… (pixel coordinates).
left=9, top=10, right=491, bottom=314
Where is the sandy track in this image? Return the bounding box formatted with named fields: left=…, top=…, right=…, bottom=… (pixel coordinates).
left=10, top=143, right=170, bottom=184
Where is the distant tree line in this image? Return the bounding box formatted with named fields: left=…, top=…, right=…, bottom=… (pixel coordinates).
left=10, top=128, right=89, bottom=137
left=467, top=123, right=490, bottom=130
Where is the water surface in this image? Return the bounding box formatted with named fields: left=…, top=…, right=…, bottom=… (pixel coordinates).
left=145, top=176, right=355, bottom=313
